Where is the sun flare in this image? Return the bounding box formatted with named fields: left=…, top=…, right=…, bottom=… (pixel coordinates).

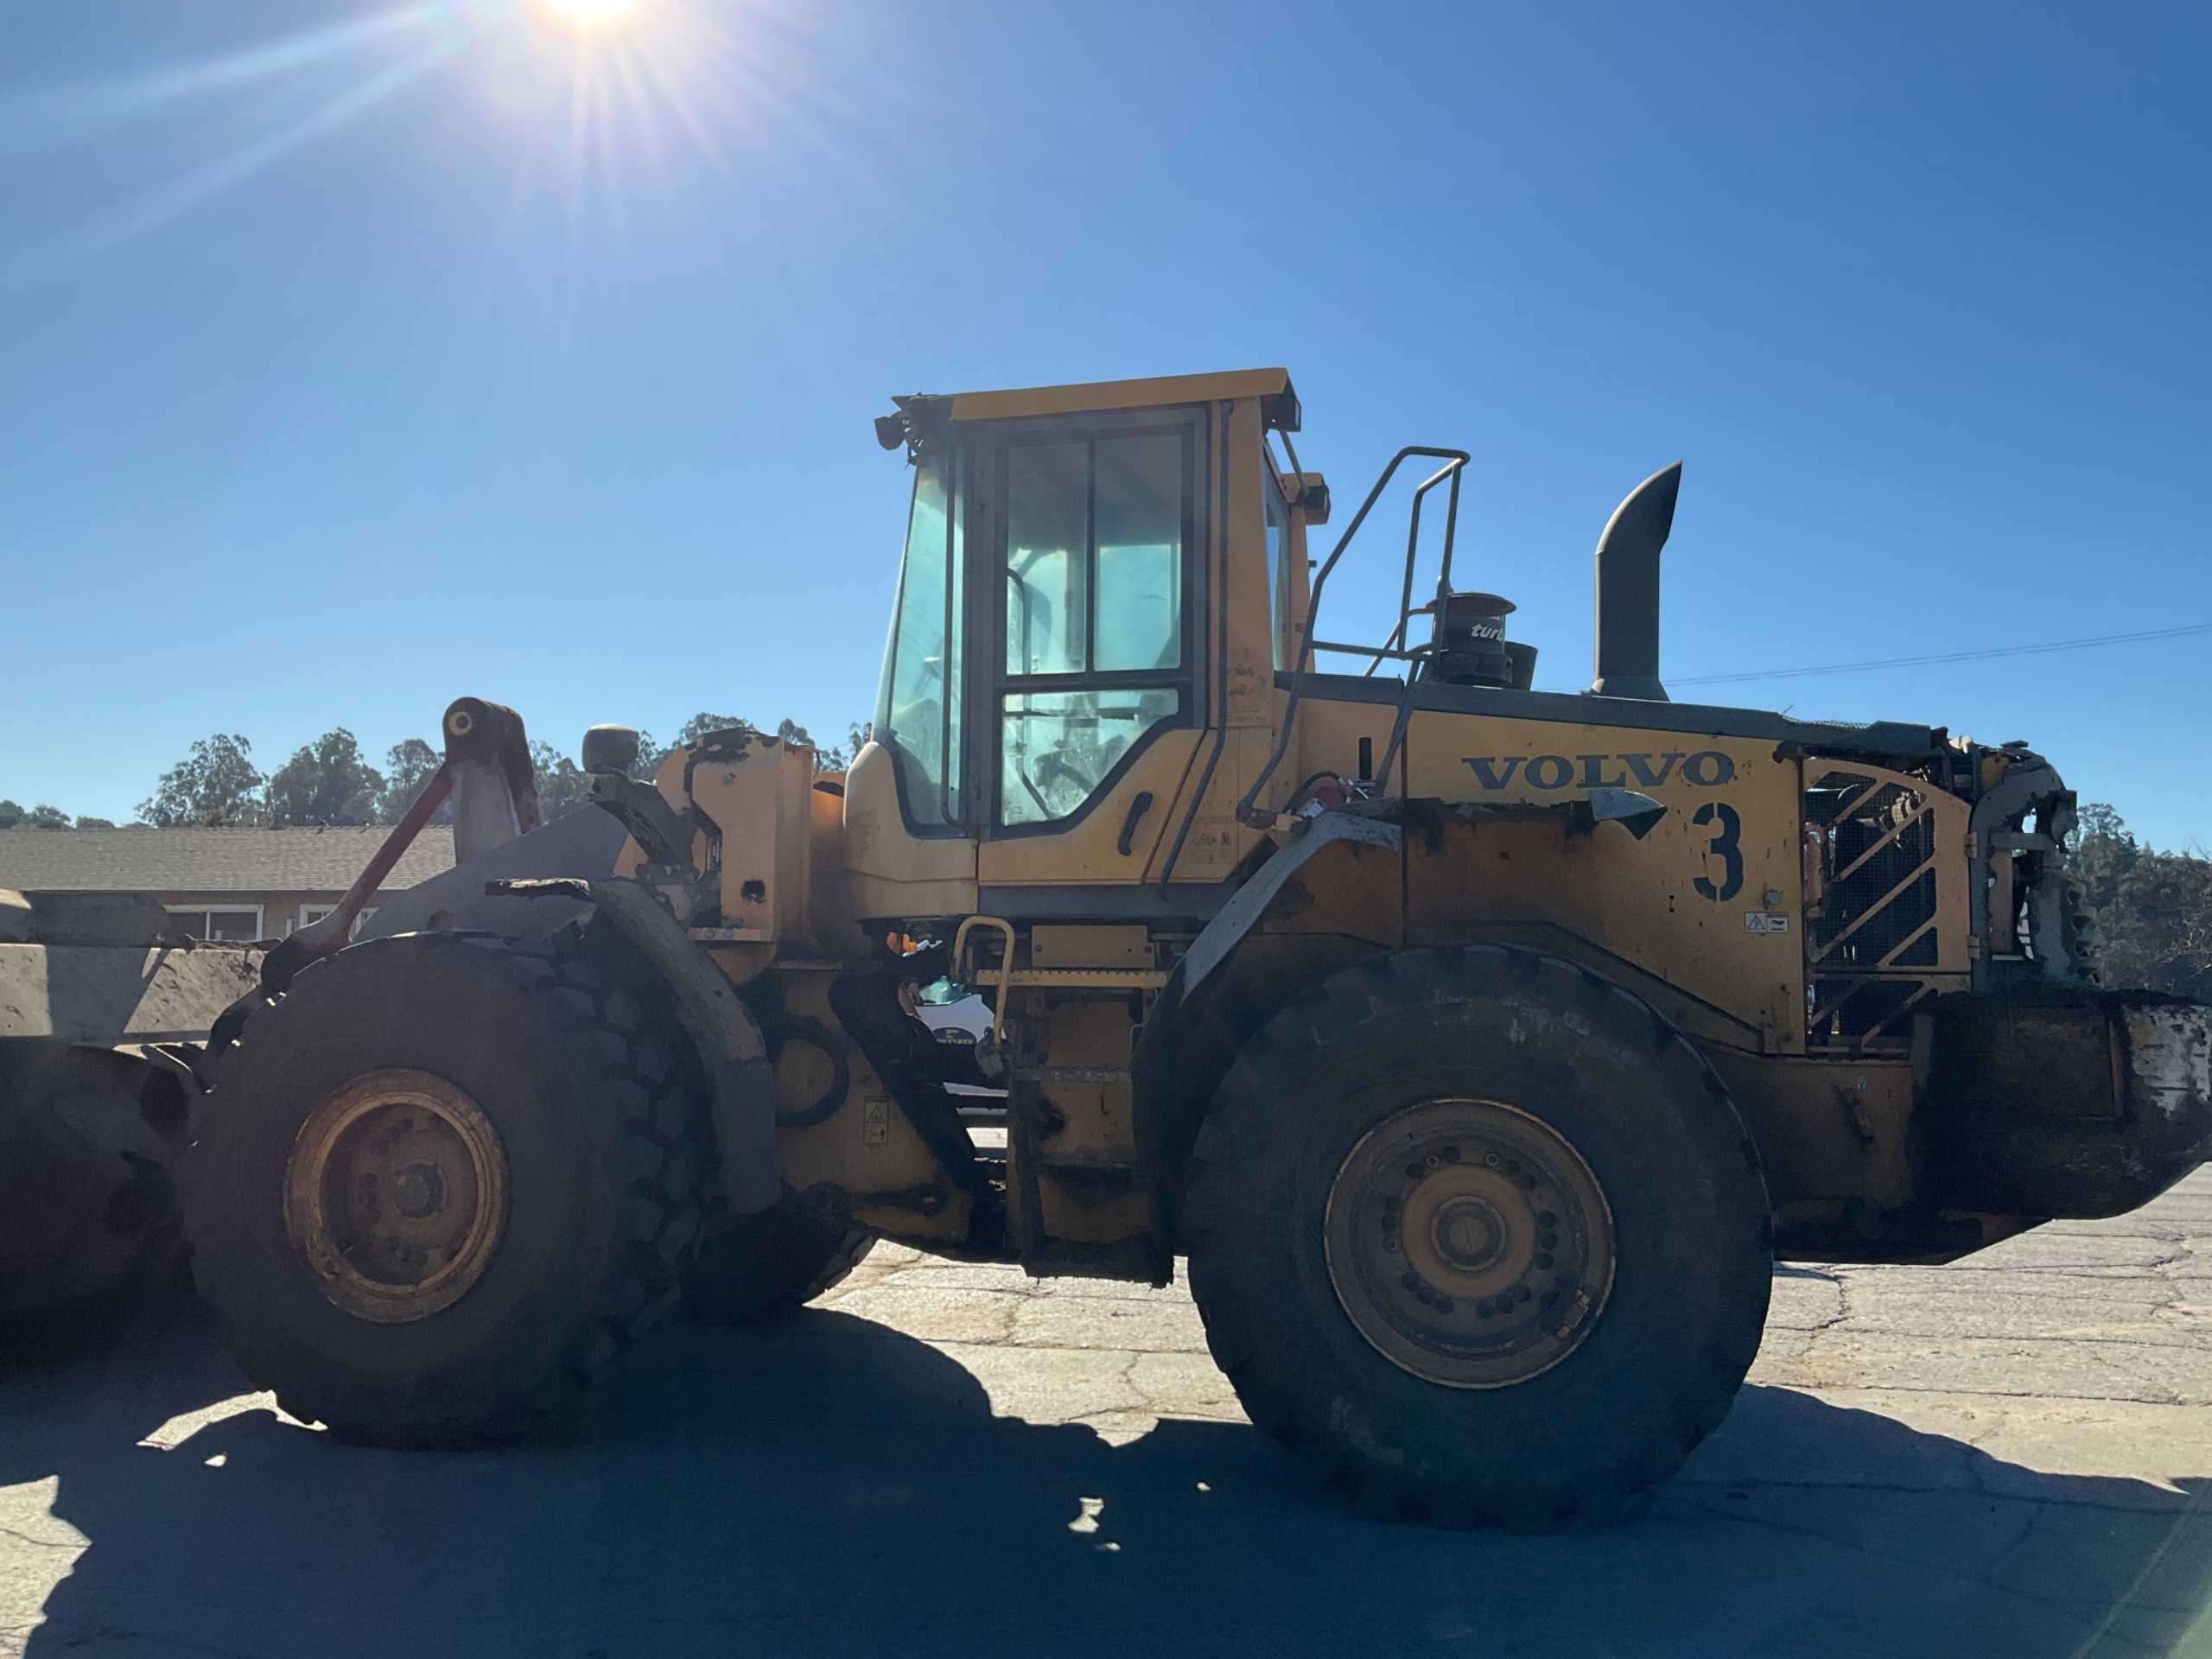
left=536, top=0, right=644, bottom=32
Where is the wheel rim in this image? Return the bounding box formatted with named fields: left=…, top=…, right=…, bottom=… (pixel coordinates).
left=1324, top=1096, right=1615, bottom=1389
left=283, top=1069, right=509, bottom=1324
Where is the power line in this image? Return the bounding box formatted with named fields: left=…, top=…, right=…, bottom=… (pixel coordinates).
left=1673, top=622, right=2212, bottom=686
left=1540, top=621, right=2212, bottom=692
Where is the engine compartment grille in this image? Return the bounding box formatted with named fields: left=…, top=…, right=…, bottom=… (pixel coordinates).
left=1804, top=766, right=1961, bottom=1052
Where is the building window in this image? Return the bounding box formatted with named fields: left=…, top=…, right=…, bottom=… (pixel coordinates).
left=166, top=904, right=264, bottom=942
left=292, top=903, right=375, bottom=938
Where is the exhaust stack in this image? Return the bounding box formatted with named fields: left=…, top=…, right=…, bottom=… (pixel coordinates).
left=1590, top=461, right=1681, bottom=702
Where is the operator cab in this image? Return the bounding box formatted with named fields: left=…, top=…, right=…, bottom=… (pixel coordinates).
left=846, top=369, right=1311, bottom=926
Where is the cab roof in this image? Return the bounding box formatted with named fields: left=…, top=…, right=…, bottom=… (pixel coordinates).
left=924, top=367, right=1301, bottom=431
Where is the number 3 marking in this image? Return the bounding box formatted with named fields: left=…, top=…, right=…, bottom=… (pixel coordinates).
left=1694, top=801, right=1743, bottom=901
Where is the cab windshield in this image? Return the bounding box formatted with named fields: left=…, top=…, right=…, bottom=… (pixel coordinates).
left=874, top=445, right=963, bottom=827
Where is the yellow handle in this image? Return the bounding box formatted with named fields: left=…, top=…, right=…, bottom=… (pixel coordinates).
left=950, top=915, right=1016, bottom=1040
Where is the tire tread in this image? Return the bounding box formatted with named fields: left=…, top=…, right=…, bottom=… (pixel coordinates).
left=1182, top=942, right=1771, bottom=1531
left=186, top=931, right=711, bottom=1447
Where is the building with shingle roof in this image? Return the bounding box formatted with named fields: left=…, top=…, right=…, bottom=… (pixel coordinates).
left=0, top=826, right=456, bottom=941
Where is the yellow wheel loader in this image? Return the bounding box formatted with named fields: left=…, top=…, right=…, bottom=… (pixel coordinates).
left=176, top=371, right=2209, bottom=1527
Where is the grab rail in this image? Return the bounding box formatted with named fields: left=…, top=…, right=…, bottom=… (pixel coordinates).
left=1236, top=446, right=1471, bottom=828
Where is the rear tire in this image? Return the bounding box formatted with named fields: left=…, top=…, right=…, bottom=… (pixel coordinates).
left=682, top=1203, right=874, bottom=1325
left=184, top=931, right=709, bottom=1447
left=1183, top=944, right=1771, bottom=1529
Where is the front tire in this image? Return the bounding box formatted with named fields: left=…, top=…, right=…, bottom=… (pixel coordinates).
left=184, top=931, right=708, bottom=1446
left=1183, top=944, right=1771, bottom=1529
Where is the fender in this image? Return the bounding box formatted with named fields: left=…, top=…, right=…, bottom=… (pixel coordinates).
left=1180, top=790, right=1665, bottom=997
left=1179, top=811, right=1402, bottom=996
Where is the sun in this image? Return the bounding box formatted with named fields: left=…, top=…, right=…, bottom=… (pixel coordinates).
left=536, top=0, right=645, bottom=31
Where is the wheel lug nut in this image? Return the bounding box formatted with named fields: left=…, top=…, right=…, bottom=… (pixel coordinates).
left=1484, top=1152, right=1502, bottom=1168
left=1535, top=1252, right=1554, bottom=1269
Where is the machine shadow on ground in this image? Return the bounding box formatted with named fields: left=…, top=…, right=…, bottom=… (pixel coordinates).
left=4, top=1295, right=2206, bottom=1659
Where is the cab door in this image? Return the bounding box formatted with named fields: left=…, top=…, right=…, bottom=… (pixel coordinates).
left=969, top=406, right=1210, bottom=892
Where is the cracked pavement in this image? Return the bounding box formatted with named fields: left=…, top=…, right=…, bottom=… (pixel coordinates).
left=3, top=1170, right=2208, bottom=1659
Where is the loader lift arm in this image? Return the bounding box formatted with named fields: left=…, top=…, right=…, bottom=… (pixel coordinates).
left=203, top=697, right=539, bottom=1064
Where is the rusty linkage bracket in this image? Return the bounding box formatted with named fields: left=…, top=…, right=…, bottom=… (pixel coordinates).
left=200, top=698, right=538, bottom=1071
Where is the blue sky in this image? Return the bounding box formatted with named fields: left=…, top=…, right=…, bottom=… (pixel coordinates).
left=3, top=0, right=2207, bottom=845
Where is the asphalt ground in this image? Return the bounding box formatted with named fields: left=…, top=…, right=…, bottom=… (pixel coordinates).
left=4, top=1168, right=2208, bottom=1659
